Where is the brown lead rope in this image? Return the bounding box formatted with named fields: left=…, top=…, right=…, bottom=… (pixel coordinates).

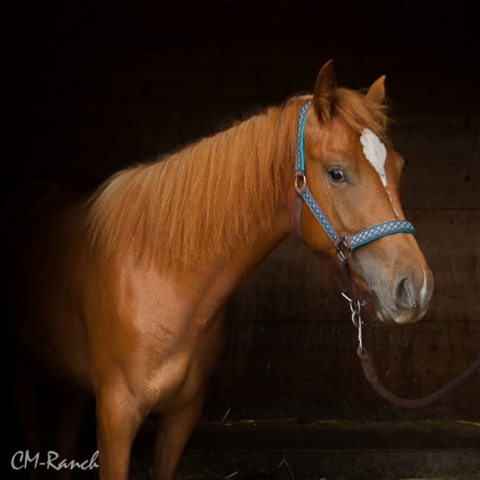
left=356, top=346, right=480, bottom=409
left=342, top=292, right=480, bottom=409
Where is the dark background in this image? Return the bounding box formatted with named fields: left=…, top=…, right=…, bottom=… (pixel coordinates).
left=3, top=0, right=479, bottom=424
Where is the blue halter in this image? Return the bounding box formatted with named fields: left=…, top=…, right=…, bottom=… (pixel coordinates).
left=295, top=101, right=417, bottom=263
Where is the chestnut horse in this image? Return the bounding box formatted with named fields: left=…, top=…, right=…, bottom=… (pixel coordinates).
left=6, top=60, right=433, bottom=479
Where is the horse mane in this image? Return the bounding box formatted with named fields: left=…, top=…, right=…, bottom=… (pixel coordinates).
left=86, top=88, right=389, bottom=272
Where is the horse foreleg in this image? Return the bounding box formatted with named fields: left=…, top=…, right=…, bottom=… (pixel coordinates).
left=151, top=391, right=205, bottom=480
left=95, top=387, right=145, bottom=480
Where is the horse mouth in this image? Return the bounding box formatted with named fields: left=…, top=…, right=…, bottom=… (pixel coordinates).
left=370, top=290, right=395, bottom=323
left=370, top=289, right=427, bottom=324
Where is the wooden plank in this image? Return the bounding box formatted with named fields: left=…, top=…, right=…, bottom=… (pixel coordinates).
left=223, top=320, right=480, bottom=352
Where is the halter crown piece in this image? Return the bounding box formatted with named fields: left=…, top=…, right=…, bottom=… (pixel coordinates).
left=294, top=101, right=417, bottom=264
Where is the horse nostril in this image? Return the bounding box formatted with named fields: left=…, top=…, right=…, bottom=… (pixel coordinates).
left=394, top=276, right=416, bottom=309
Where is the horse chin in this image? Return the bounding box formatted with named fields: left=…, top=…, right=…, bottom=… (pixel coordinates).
left=371, top=290, right=427, bottom=325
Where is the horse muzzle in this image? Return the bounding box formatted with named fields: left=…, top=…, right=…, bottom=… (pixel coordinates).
left=371, top=268, right=434, bottom=324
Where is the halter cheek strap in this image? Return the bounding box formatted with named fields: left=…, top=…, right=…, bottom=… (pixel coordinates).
left=295, top=101, right=417, bottom=265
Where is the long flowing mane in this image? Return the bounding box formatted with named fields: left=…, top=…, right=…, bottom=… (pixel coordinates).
left=86, top=88, right=389, bottom=271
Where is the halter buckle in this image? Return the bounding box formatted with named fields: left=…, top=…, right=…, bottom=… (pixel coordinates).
left=334, top=236, right=351, bottom=265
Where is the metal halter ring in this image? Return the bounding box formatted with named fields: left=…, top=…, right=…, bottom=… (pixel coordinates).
left=294, top=173, right=307, bottom=192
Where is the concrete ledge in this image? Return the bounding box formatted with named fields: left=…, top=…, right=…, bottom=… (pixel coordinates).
left=130, top=419, right=480, bottom=479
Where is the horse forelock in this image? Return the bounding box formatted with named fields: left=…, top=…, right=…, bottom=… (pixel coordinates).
left=331, top=87, right=391, bottom=143
left=86, top=97, right=305, bottom=271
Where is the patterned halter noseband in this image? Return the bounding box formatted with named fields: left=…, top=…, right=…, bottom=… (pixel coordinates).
left=294, top=101, right=417, bottom=263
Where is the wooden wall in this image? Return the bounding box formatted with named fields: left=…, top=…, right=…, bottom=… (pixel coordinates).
left=5, top=0, right=479, bottom=419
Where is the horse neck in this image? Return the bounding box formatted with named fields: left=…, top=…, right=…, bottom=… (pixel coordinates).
left=177, top=201, right=294, bottom=313
left=229, top=194, right=293, bottom=274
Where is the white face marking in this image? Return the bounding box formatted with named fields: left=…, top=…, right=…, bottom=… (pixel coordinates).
left=360, top=128, right=387, bottom=186
left=360, top=128, right=400, bottom=218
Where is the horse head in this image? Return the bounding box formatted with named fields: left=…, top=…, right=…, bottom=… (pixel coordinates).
left=298, top=60, right=434, bottom=324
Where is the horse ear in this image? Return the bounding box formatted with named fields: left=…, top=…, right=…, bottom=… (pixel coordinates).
left=313, top=59, right=337, bottom=123
left=365, top=75, right=386, bottom=104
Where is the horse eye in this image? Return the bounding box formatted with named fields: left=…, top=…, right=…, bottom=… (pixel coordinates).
left=328, top=168, right=346, bottom=183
